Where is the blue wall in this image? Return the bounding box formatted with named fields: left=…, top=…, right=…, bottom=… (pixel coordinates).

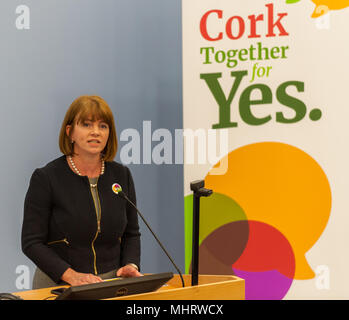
left=0, top=0, right=183, bottom=292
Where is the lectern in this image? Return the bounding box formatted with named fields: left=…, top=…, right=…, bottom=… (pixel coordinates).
left=13, top=274, right=245, bottom=300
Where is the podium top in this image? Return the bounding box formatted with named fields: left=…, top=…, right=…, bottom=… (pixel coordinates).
left=13, top=274, right=245, bottom=300
left=55, top=272, right=173, bottom=300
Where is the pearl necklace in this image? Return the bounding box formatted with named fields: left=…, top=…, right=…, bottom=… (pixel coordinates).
left=68, top=156, right=105, bottom=187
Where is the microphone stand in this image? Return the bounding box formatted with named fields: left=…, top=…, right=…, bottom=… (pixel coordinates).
left=190, top=180, right=213, bottom=286
left=119, top=191, right=185, bottom=288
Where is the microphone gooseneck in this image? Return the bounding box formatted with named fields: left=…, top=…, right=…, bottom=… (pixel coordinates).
left=118, top=190, right=185, bottom=288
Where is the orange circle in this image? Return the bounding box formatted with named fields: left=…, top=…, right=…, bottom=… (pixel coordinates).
left=205, top=142, right=332, bottom=279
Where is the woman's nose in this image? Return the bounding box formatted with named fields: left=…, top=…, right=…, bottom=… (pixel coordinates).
left=91, top=124, right=100, bottom=135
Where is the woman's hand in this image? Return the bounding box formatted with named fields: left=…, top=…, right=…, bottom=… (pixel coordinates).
left=61, top=268, right=103, bottom=286
left=116, top=264, right=143, bottom=278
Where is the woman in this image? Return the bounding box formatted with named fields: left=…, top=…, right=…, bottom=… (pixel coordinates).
left=22, top=95, right=142, bottom=289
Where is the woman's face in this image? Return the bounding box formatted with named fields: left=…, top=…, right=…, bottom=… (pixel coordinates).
left=67, top=118, right=110, bottom=157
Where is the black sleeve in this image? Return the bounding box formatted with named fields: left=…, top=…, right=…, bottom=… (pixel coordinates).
left=21, top=169, right=71, bottom=283
left=120, top=167, right=141, bottom=270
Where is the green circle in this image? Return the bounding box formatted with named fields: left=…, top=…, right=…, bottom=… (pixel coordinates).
left=309, top=108, right=322, bottom=121
left=184, top=193, right=247, bottom=273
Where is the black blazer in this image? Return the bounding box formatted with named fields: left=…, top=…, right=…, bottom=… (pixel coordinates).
left=21, top=156, right=141, bottom=283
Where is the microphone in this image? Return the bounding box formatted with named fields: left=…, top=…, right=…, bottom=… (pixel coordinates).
left=112, top=183, right=185, bottom=288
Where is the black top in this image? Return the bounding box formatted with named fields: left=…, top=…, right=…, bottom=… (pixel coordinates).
left=21, top=156, right=141, bottom=283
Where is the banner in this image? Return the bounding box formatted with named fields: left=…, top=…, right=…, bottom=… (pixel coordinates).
left=183, top=0, right=349, bottom=299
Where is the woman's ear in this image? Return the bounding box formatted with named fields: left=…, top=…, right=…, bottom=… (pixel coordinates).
left=66, top=125, right=71, bottom=139
left=65, top=124, right=74, bottom=143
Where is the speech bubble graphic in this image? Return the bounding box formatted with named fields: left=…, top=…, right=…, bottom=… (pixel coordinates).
left=233, top=269, right=293, bottom=300
left=285, top=0, right=349, bottom=17
left=232, top=220, right=295, bottom=300
left=189, top=220, right=295, bottom=299
left=205, top=142, right=332, bottom=280
left=112, top=183, right=122, bottom=194
left=188, top=220, right=249, bottom=274
left=311, top=0, right=349, bottom=17
left=184, top=193, right=248, bottom=273
left=232, top=220, right=295, bottom=278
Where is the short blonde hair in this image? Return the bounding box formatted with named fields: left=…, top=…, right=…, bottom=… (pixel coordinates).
left=59, top=95, right=117, bottom=161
